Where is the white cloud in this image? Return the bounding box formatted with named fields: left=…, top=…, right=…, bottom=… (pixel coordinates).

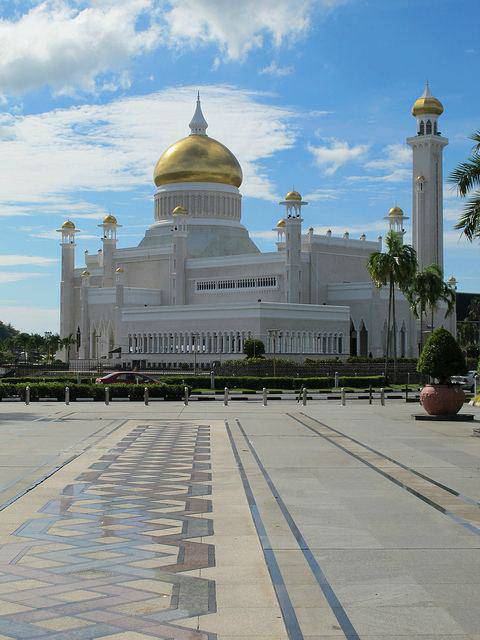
left=163, top=0, right=334, bottom=61
left=0, top=85, right=296, bottom=214
left=0, top=1, right=348, bottom=98
left=0, top=255, right=57, bottom=266
left=0, top=305, right=58, bottom=333
left=347, top=143, right=411, bottom=183
left=0, top=1, right=161, bottom=98
left=304, top=188, right=339, bottom=201
left=308, top=139, right=369, bottom=175
left=0, top=272, right=49, bottom=284
left=260, top=61, right=294, bottom=77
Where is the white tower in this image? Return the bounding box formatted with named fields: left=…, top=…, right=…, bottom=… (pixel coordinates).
left=99, top=214, right=120, bottom=287
left=170, top=205, right=188, bottom=305
left=407, top=83, right=448, bottom=271
left=279, top=190, right=307, bottom=304
left=56, top=220, right=79, bottom=358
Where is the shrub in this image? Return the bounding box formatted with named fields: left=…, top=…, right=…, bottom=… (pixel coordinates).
left=0, top=382, right=183, bottom=401
left=243, top=338, right=265, bottom=359
left=417, top=327, right=467, bottom=384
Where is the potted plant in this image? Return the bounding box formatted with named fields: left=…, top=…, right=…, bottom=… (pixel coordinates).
left=417, top=327, right=467, bottom=416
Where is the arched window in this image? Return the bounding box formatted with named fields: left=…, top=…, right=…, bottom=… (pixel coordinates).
left=350, top=320, right=357, bottom=356
left=359, top=322, right=368, bottom=357
left=419, top=120, right=425, bottom=135
left=426, top=120, right=432, bottom=135
left=338, top=335, right=343, bottom=354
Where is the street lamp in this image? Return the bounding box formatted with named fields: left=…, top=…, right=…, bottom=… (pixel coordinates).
left=192, top=332, right=199, bottom=373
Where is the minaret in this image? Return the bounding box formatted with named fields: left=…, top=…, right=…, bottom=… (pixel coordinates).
left=170, top=205, right=188, bottom=305
left=79, top=269, right=90, bottom=359
left=99, top=214, right=120, bottom=286
left=279, top=190, right=307, bottom=304
left=384, top=206, right=409, bottom=242
left=407, top=83, right=448, bottom=271
left=56, top=220, right=79, bottom=359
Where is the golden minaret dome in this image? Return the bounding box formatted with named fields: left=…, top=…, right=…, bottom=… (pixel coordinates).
left=61, top=220, right=75, bottom=229
left=153, top=94, right=243, bottom=189
left=388, top=206, right=404, bottom=217
left=412, top=82, right=444, bottom=117
left=276, top=218, right=286, bottom=228
left=285, top=190, right=302, bottom=201
left=172, top=205, right=188, bottom=216
left=103, top=214, right=117, bottom=224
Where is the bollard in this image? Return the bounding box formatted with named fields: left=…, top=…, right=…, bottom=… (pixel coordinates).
left=105, top=386, right=109, bottom=406
left=302, top=387, right=307, bottom=406
left=341, top=387, right=346, bottom=406
left=407, top=372, right=410, bottom=387
left=369, top=384, right=372, bottom=405
left=405, top=383, right=409, bottom=403
left=474, top=374, right=478, bottom=398
left=334, top=371, right=339, bottom=389
left=262, top=387, right=267, bottom=406
left=144, top=386, right=149, bottom=406
left=184, top=386, right=189, bottom=406
left=25, top=386, right=30, bottom=405
left=380, top=388, right=385, bottom=406
left=224, top=387, right=229, bottom=406
left=65, top=386, right=70, bottom=405
left=210, top=370, right=215, bottom=390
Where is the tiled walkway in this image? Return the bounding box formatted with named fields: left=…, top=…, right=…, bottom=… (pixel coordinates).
left=0, top=422, right=216, bottom=639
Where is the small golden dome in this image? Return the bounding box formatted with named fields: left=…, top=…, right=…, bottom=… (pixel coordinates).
left=61, top=220, right=75, bottom=229
left=103, top=214, right=117, bottom=224
left=416, top=175, right=426, bottom=182
left=276, top=219, right=286, bottom=228
left=285, top=190, right=302, bottom=201
left=172, top=205, right=188, bottom=216
left=81, top=270, right=90, bottom=277
left=115, top=266, right=124, bottom=273
left=412, top=83, right=444, bottom=117
left=388, top=206, right=404, bottom=217
left=153, top=135, right=243, bottom=188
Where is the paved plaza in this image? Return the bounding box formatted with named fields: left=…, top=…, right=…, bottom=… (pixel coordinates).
left=0, top=401, right=479, bottom=639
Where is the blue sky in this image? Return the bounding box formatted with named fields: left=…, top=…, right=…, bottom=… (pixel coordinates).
left=0, top=0, right=478, bottom=332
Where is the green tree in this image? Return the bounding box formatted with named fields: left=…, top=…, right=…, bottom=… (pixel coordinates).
left=417, top=327, right=466, bottom=383
left=243, top=338, right=265, bottom=359
left=449, top=131, right=480, bottom=240
left=367, top=231, right=417, bottom=378
left=457, top=320, right=479, bottom=357
left=61, top=333, right=76, bottom=364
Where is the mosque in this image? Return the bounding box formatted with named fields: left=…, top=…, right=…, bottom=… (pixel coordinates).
left=57, top=84, right=455, bottom=367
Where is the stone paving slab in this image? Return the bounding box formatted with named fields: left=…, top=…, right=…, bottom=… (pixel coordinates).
left=0, top=401, right=478, bottom=638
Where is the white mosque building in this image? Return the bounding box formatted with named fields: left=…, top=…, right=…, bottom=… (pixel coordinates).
left=57, top=84, right=455, bottom=368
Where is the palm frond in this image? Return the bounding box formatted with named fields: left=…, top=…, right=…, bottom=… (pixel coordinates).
left=454, top=192, right=480, bottom=240
left=448, top=156, right=480, bottom=196
left=470, top=130, right=480, bottom=153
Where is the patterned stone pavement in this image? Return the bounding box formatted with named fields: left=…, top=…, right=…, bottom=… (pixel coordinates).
left=0, top=421, right=216, bottom=639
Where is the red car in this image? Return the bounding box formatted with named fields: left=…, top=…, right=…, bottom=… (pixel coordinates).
left=95, top=372, right=158, bottom=384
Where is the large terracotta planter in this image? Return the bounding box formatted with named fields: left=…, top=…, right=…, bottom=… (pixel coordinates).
left=420, top=384, right=465, bottom=416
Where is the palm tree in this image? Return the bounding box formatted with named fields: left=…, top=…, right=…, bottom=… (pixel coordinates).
left=408, top=265, right=456, bottom=354
left=367, top=231, right=417, bottom=379
left=449, top=131, right=480, bottom=240
left=61, top=333, right=76, bottom=365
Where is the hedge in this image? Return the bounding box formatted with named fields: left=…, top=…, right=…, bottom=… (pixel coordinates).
left=161, top=375, right=384, bottom=390
left=0, top=382, right=183, bottom=401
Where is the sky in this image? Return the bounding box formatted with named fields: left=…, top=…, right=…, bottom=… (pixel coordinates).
left=0, top=0, right=479, bottom=333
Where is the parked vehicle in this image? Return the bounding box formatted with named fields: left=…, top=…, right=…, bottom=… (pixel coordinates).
left=95, top=372, right=158, bottom=384
left=451, top=370, right=478, bottom=391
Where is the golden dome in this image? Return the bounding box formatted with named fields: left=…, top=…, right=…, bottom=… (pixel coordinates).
left=172, top=204, right=188, bottom=216
left=103, top=214, right=117, bottom=224
left=388, top=206, right=404, bottom=217
left=276, top=219, right=286, bottom=228
left=153, top=135, right=243, bottom=188
left=412, top=83, right=443, bottom=117
left=115, top=266, right=124, bottom=273
left=61, top=220, right=75, bottom=229
left=416, top=175, right=426, bottom=182
left=285, top=190, right=302, bottom=201
left=81, top=270, right=90, bottom=277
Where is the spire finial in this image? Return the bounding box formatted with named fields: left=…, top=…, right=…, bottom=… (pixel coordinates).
left=189, top=92, right=208, bottom=135
left=422, top=80, right=432, bottom=98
